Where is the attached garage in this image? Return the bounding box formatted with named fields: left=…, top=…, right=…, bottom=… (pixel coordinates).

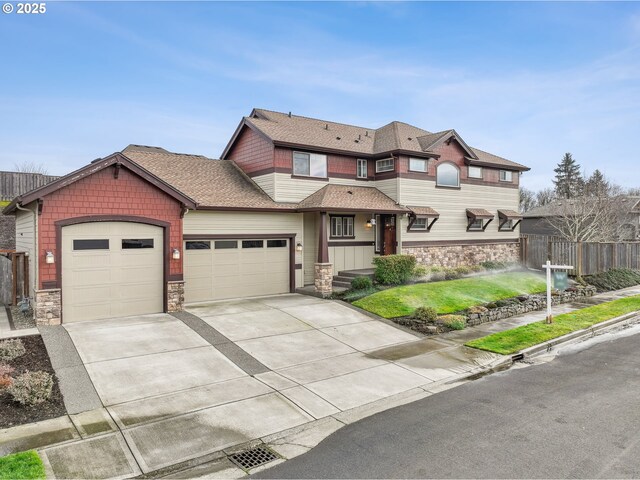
left=61, top=222, right=164, bottom=323
left=184, top=236, right=293, bottom=303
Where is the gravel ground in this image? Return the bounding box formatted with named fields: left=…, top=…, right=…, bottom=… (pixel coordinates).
left=9, top=305, right=36, bottom=330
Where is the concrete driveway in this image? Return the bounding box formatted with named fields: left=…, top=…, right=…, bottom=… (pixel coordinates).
left=47, top=294, right=499, bottom=477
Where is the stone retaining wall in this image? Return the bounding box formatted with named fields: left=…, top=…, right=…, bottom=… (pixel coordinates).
left=402, top=242, right=520, bottom=269
left=465, top=286, right=597, bottom=327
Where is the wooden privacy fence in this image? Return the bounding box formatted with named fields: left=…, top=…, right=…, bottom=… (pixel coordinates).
left=521, top=235, right=640, bottom=276
left=0, top=171, right=59, bottom=201
left=0, top=252, right=28, bottom=305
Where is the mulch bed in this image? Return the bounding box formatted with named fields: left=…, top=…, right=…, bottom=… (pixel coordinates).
left=0, top=336, right=66, bottom=429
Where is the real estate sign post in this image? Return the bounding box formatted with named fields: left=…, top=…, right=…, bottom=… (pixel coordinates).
left=543, top=260, right=573, bottom=323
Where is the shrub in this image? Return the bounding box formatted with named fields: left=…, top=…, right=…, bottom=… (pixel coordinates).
left=467, top=305, right=488, bottom=314
left=350, top=276, right=373, bottom=291
left=455, top=266, right=472, bottom=275
left=480, top=260, right=507, bottom=270
left=8, top=371, right=54, bottom=406
left=469, top=265, right=484, bottom=273
left=429, top=265, right=443, bottom=273
left=437, top=315, right=467, bottom=330
left=585, top=269, right=640, bottom=291
left=444, top=269, right=462, bottom=280
left=0, top=339, right=26, bottom=362
left=485, top=302, right=498, bottom=309
left=411, top=306, right=438, bottom=322
left=373, top=255, right=417, bottom=285
left=342, top=287, right=379, bottom=302
left=413, top=265, right=428, bottom=278
left=0, top=363, right=14, bottom=390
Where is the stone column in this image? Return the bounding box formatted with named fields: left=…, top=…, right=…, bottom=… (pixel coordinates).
left=314, top=262, right=333, bottom=297
left=167, top=281, right=185, bottom=312
left=34, top=289, right=61, bottom=325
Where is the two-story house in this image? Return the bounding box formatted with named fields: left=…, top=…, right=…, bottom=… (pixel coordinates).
left=4, top=108, right=529, bottom=325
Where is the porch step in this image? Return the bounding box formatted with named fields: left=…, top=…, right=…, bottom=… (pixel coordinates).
left=332, top=280, right=353, bottom=289
left=337, top=269, right=375, bottom=279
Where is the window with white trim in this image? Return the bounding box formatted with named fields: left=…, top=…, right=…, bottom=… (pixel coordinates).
left=468, top=219, right=484, bottom=231
left=499, top=219, right=514, bottom=231
left=376, top=158, right=394, bottom=173
left=293, top=151, right=327, bottom=178
left=357, top=159, right=368, bottom=179
left=436, top=163, right=460, bottom=187
left=409, top=218, right=428, bottom=230
left=330, top=216, right=355, bottom=238
left=409, top=158, right=428, bottom=172
left=500, top=170, right=513, bottom=182
left=468, top=166, right=483, bottom=179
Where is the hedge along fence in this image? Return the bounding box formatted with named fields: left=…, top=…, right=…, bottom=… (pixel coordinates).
left=372, top=254, right=417, bottom=285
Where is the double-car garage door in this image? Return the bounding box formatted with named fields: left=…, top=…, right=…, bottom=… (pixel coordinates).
left=61, top=223, right=292, bottom=322
left=184, top=238, right=290, bottom=303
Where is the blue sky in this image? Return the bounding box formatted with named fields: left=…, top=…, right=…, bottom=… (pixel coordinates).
left=1, top=1, right=639, bottom=191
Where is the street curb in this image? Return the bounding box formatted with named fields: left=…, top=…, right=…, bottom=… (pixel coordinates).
left=514, top=311, right=640, bottom=361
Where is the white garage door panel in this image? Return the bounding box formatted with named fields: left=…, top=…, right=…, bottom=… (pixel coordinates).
left=62, top=222, right=164, bottom=323
left=184, top=239, right=290, bottom=303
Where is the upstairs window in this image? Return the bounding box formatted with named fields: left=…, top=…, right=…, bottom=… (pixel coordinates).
left=436, top=163, right=460, bottom=187
left=376, top=158, right=394, bottom=173
left=293, top=152, right=327, bottom=178
left=468, top=166, right=483, bottom=179
left=409, top=158, right=428, bottom=173
left=500, top=170, right=513, bottom=182
left=357, top=159, right=368, bottom=179
left=330, top=216, right=355, bottom=238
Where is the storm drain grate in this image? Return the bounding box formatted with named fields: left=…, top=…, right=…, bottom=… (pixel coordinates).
left=229, top=446, right=280, bottom=470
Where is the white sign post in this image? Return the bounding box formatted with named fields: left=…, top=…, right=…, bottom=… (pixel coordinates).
left=542, top=260, right=573, bottom=324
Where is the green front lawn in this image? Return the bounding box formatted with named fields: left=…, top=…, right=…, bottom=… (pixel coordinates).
left=352, top=271, right=546, bottom=318
left=0, top=451, right=45, bottom=480
left=466, top=294, right=640, bottom=355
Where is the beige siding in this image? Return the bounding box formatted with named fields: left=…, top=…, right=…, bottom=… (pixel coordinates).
left=374, top=178, right=399, bottom=203
left=184, top=210, right=304, bottom=287
left=15, top=206, right=36, bottom=297
left=252, top=173, right=276, bottom=199
left=303, top=213, right=318, bottom=285
left=328, top=213, right=375, bottom=274
left=398, top=179, right=520, bottom=242
left=273, top=173, right=378, bottom=203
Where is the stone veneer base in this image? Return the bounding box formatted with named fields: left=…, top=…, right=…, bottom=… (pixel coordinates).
left=34, top=288, right=62, bottom=326
left=167, top=281, right=185, bottom=312
left=402, top=242, right=520, bottom=269
left=314, top=263, right=333, bottom=297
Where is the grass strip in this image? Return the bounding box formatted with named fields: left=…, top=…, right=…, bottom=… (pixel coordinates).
left=352, top=271, right=546, bottom=318
left=0, top=451, right=46, bottom=480
left=466, top=294, right=640, bottom=355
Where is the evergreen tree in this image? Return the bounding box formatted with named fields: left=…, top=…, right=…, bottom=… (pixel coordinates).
left=553, top=153, right=584, bottom=198
left=584, top=169, right=610, bottom=197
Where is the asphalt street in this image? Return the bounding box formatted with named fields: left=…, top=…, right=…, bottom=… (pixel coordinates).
left=257, top=326, right=640, bottom=478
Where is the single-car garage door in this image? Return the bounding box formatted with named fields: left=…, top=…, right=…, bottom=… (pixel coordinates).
left=62, top=222, right=164, bottom=323
left=184, top=238, right=290, bottom=303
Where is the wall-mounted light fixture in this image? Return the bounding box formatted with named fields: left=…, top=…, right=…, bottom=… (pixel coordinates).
left=366, top=217, right=376, bottom=228
left=45, top=251, right=55, bottom=264
left=296, top=242, right=303, bottom=252
left=172, top=248, right=181, bottom=260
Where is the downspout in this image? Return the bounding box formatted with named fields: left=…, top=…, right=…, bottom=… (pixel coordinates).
left=15, top=202, right=38, bottom=299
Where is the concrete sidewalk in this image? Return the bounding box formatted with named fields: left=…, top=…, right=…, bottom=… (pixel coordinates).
left=2, top=286, right=639, bottom=479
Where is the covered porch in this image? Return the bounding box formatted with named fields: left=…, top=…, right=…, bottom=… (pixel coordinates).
left=296, top=185, right=408, bottom=295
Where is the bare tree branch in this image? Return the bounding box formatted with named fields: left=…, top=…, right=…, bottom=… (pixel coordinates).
left=13, top=161, right=49, bottom=175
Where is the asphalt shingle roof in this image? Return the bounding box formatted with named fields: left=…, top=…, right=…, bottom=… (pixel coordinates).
left=296, top=184, right=408, bottom=213
left=122, top=146, right=296, bottom=210
left=242, top=109, right=529, bottom=171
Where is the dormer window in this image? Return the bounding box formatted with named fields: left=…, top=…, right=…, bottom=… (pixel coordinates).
left=293, top=152, right=327, bottom=178
left=436, top=163, right=460, bottom=187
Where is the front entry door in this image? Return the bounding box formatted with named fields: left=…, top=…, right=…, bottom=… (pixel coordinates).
left=382, top=215, right=396, bottom=256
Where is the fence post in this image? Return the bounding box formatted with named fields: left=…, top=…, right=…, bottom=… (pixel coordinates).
left=576, top=242, right=582, bottom=277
